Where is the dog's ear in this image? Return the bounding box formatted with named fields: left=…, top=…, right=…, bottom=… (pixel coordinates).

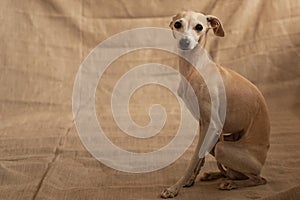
left=169, top=15, right=177, bottom=30
left=206, top=15, right=225, bottom=37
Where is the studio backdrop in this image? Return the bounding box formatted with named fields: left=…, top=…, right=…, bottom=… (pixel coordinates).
left=0, top=0, right=299, bottom=200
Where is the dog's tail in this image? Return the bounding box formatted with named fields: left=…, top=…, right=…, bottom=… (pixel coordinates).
left=217, top=162, right=227, bottom=176
left=217, top=132, right=227, bottom=176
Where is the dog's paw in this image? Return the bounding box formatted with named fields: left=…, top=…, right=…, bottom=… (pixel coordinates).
left=161, top=187, right=178, bottom=199
left=219, top=180, right=238, bottom=190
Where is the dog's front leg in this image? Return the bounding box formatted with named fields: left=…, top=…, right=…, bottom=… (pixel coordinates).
left=161, top=122, right=207, bottom=198
left=183, top=157, right=205, bottom=187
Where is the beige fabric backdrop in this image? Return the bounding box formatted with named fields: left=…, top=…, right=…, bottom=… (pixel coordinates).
left=0, top=0, right=299, bottom=199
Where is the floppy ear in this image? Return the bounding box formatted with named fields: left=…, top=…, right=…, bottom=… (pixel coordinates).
left=169, top=14, right=177, bottom=29
left=206, top=15, right=225, bottom=37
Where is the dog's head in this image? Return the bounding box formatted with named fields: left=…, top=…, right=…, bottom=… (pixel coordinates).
left=169, top=11, right=225, bottom=50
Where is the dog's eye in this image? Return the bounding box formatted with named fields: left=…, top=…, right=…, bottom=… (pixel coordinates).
left=174, top=21, right=182, bottom=29
left=195, top=24, right=203, bottom=31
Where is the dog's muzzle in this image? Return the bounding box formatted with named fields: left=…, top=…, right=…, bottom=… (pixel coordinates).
left=179, top=38, right=191, bottom=50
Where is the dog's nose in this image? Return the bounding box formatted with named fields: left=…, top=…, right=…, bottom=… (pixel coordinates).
left=179, top=38, right=191, bottom=49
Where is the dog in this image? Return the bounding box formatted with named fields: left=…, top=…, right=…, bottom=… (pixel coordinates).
left=161, top=11, right=270, bottom=198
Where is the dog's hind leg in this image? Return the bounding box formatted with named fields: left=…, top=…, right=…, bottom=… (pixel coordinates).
left=214, top=141, right=268, bottom=190
left=200, top=162, right=227, bottom=181
left=200, top=171, right=225, bottom=181
left=219, top=174, right=267, bottom=190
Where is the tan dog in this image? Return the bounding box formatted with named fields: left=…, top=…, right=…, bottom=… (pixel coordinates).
left=161, top=11, right=270, bottom=198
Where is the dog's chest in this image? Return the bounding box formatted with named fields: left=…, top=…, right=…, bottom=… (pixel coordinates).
left=177, top=74, right=208, bottom=120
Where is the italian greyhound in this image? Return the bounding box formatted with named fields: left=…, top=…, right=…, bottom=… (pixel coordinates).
left=161, top=11, right=270, bottom=198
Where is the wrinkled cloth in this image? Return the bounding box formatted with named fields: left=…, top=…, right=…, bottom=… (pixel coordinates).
left=0, top=0, right=299, bottom=199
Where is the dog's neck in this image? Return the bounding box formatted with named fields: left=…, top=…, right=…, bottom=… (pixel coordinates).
left=177, top=45, right=209, bottom=78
